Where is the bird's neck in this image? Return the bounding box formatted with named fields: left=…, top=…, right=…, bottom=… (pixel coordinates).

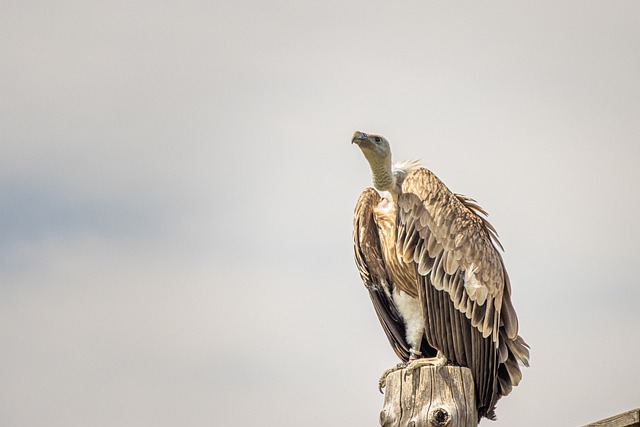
left=368, top=156, right=395, bottom=192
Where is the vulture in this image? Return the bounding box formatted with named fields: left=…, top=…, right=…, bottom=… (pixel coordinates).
left=352, top=131, right=529, bottom=421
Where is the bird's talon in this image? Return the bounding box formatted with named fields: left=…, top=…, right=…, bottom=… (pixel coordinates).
left=378, top=362, right=407, bottom=392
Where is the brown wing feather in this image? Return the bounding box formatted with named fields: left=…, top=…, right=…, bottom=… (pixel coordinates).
left=354, top=188, right=411, bottom=361
left=397, top=168, right=529, bottom=420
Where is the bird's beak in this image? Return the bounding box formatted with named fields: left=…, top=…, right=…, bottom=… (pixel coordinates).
left=352, top=131, right=368, bottom=145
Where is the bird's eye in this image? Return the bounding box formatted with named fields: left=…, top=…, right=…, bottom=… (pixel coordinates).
left=374, top=137, right=381, bottom=143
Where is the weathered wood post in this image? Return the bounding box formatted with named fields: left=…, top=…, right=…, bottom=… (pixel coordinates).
left=584, top=409, right=640, bottom=427
left=380, top=366, right=478, bottom=427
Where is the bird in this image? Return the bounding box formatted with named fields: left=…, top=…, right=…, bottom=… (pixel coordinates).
left=352, top=131, right=529, bottom=421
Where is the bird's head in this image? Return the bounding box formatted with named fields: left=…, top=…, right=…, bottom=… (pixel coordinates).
left=351, top=131, right=391, bottom=162
left=352, top=131, right=395, bottom=192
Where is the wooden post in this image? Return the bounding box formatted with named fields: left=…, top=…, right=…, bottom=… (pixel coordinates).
left=379, top=366, right=478, bottom=427
left=584, top=409, right=640, bottom=427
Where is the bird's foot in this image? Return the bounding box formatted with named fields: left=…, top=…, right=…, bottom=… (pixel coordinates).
left=378, top=362, right=407, bottom=393
left=403, top=351, right=448, bottom=380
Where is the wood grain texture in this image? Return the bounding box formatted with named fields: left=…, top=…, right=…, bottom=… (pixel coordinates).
left=380, top=366, right=478, bottom=427
left=584, top=409, right=640, bottom=427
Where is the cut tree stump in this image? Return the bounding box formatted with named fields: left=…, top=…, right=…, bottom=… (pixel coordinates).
left=380, top=365, right=478, bottom=427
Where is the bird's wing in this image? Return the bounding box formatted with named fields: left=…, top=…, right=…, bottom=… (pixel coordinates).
left=354, top=188, right=411, bottom=362
left=396, top=168, right=524, bottom=418
left=397, top=168, right=511, bottom=341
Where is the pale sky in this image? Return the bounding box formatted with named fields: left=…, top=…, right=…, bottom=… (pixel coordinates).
left=1, top=1, right=639, bottom=426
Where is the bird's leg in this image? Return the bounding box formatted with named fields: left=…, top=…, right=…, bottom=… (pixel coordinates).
left=403, top=350, right=448, bottom=380
left=408, top=348, right=423, bottom=361
left=378, top=349, right=423, bottom=392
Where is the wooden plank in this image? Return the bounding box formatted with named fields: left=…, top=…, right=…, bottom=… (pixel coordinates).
left=379, top=365, right=478, bottom=427
left=584, top=408, right=640, bottom=427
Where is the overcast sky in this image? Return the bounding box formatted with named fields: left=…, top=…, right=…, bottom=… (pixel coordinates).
left=1, top=1, right=639, bottom=426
